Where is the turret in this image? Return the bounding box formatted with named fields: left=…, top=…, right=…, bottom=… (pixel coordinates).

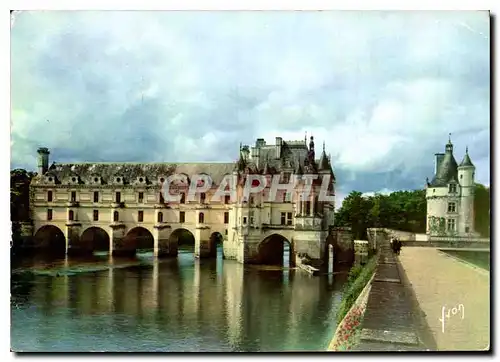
left=458, top=146, right=475, bottom=235
left=37, top=147, right=50, bottom=175
left=309, top=136, right=315, bottom=158
left=428, top=134, right=458, bottom=187
left=318, top=141, right=331, bottom=173
left=241, top=145, right=250, bottom=161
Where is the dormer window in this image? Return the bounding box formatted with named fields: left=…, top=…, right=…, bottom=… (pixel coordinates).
left=114, top=176, right=123, bottom=185
left=136, top=176, right=146, bottom=185
left=67, top=175, right=79, bottom=185
left=91, top=176, right=102, bottom=184
left=449, top=183, right=457, bottom=193
left=45, top=175, right=56, bottom=184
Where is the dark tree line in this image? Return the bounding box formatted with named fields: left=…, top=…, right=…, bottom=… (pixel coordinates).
left=474, top=183, right=490, bottom=238
left=10, top=169, right=35, bottom=253
left=334, top=185, right=490, bottom=239
left=10, top=168, right=35, bottom=222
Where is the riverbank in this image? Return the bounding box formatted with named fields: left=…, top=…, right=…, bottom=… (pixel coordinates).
left=327, top=270, right=374, bottom=351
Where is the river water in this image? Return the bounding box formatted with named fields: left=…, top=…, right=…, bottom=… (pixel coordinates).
left=11, top=246, right=347, bottom=352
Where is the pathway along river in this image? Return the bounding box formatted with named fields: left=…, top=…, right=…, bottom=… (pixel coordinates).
left=11, top=246, right=347, bottom=352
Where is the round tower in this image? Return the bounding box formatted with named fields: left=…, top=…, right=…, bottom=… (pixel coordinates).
left=457, top=146, right=475, bottom=236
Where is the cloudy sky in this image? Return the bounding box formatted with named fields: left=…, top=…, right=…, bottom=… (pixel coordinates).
left=10, top=11, right=490, bottom=206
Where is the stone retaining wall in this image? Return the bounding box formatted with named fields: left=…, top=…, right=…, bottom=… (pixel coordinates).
left=328, top=273, right=375, bottom=351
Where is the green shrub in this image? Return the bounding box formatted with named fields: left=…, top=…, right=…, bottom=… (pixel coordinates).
left=336, top=256, right=377, bottom=324
left=347, top=264, right=363, bottom=284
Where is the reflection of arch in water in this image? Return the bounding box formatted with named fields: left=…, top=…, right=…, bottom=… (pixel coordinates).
left=209, top=232, right=224, bottom=257
left=169, top=228, right=195, bottom=247
left=123, top=227, right=154, bottom=254
left=79, top=227, right=110, bottom=254
left=258, top=233, right=294, bottom=267
left=33, top=225, right=66, bottom=256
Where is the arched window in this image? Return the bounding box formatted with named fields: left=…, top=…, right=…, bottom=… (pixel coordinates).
left=199, top=212, right=205, bottom=224
left=157, top=212, right=163, bottom=223
left=68, top=210, right=74, bottom=221
left=180, top=193, right=186, bottom=204
left=113, top=211, right=119, bottom=222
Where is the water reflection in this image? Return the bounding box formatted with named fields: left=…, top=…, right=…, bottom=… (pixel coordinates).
left=11, top=246, right=347, bottom=352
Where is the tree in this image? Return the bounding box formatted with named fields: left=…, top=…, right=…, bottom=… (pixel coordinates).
left=334, top=189, right=427, bottom=237
left=10, top=169, right=35, bottom=222
left=474, top=183, right=490, bottom=237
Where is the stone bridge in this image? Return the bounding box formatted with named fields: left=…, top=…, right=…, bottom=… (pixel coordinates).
left=29, top=220, right=225, bottom=258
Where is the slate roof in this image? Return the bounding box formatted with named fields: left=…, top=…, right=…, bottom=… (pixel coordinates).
left=31, top=137, right=336, bottom=186
left=428, top=139, right=475, bottom=187
left=459, top=148, right=475, bottom=168
left=429, top=152, right=458, bottom=187
left=32, top=162, right=235, bottom=185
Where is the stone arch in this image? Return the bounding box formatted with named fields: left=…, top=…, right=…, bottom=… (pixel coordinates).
left=123, top=227, right=154, bottom=254
left=33, top=225, right=66, bottom=256
left=169, top=228, right=195, bottom=247
left=210, top=231, right=224, bottom=245
left=209, top=231, right=224, bottom=256
left=79, top=227, right=110, bottom=254
left=258, top=233, right=294, bottom=267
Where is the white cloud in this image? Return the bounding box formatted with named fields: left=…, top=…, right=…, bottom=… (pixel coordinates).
left=362, top=188, right=394, bottom=198
left=10, top=10, right=490, bottom=192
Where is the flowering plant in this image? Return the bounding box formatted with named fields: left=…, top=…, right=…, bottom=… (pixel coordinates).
left=331, top=305, right=365, bottom=351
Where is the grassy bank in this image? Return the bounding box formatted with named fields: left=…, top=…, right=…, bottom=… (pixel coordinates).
left=336, top=256, right=377, bottom=324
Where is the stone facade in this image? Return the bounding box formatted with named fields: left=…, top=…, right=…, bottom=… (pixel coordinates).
left=29, top=135, right=336, bottom=267
left=425, top=136, right=479, bottom=238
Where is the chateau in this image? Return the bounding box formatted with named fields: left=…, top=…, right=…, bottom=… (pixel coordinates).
left=30, top=135, right=336, bottom=268
left=425, top=136, right=478, bottom=238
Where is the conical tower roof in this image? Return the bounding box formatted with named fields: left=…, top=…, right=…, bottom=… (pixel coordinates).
left=459, top=146, right=475, bottom=168
left=318, top=141, right=331, bottom=171
left=430, top=137, right=458, bottom=187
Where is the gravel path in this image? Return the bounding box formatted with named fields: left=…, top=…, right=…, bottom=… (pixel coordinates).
left=398, top=247, right=490, bottom=351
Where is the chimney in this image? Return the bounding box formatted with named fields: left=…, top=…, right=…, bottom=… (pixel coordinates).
left=434, top=153, right=444, bottom=175
left=275, top=137, right=282, bottom=159
left=37, top=147, right=50, bottom=175
left=254, top=147, right=261, bottom=169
